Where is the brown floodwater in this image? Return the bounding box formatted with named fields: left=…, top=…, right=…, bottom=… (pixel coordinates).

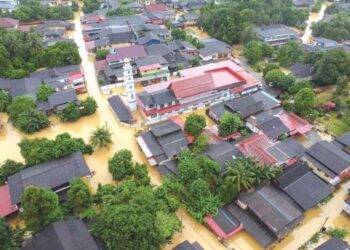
left=3, top=8, right=350, bottom=250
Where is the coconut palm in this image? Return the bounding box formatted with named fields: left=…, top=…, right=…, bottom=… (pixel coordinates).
left=89, top=126, right=113, bottom=149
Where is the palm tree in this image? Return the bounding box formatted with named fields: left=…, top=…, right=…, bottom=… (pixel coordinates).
left=89, top=126, right=113, bottom=149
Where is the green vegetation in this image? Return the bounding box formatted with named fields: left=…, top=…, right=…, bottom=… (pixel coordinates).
left=311, top=0, right=323, bottom=13
left=184, top=114, right=206, bottom=137
left=0, top=28, right=81, bottom=79
left=57, top=97, right=97, bottom=122
left=36, top=83, right=55, bottom=102
left=327, top=227, right=349, bottom=240
left=82, top=0, right=100, bottom=13
left=106, top=7, right=138, bottom=17
left=218, top=157, right=282, bottom=203
left=171, top=28, right=204, bottom=49
left=19, top=133, right=92, bottom=165
left=198, top=0, right=308, bottom=44
left=65, top=179, right=93, bottom=215
left=108, top=149, right=134, bottom=181
left=0, top=217, right=23, bottom=250
left=0, top=90, right=11, bottom=112
left=191, top=134, right=209, bottom=154
left=294, top=88, right=316, bottom=117
left=218, top=112, right=243, bottom=137
left=95, top=49, right=109, bottom=60
left=8, top=96, right=50, bottom=134
left=21, top=186, right=62, bottom=232
left=277, top=41, right=305, bottom=67
left=89, top=126, right=113, bottom=149
left=243, top=40, right=273, bottom=65
left=0, top=160, right=24, bottom=184
left=7, top=0, right=73, bottom=22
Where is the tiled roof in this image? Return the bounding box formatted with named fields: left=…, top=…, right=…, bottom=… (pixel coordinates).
left=106, top=45, right=146, bottom=63
left=0, top=184, right=18, bottom=217
left=0, top=17, right=18, bottom=28
left=145, top=4, right=167, bottom=12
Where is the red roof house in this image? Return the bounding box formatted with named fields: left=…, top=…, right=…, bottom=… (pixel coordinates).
left=145, top=4, right=167, bottom=12
left=0, top=185, right=18, bottom=217
left=279, top=112, right=313, bottom=136
left=0, top=17, right=19, bottom=29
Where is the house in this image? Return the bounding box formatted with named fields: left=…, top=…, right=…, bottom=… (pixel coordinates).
left=0, top=17, right=18, bottom=29
left=0, top=0, right=17, bottom=12
left=179, top=12, right=199, bottom=27
left=146, top=44, right=171, bottom=56
left=7, top=152, right=91, bottom=205
left=148, top=10, right=175, bottom=25
left=237, top=184, right=304, bottom=239
left=22, top=219, right=102, bottom=250
left=106, top=45, right=146, bottom=65
left=173, top=240, right=204, bottom=250
left=135, top=56, right=170, bottom=85
left=0, top=184, right=18, bottom=217
left=30, top=65, right=86, bottom=93
left=207, top=90, right=280, bottom=122
left=137, top=60, right=261, bottom=121
left=0, top=77, right=42, bottom=98
left=289, top=63, right=313, bottom=80
left=246, top=109, right=313, bottom=140
left=145, top=4, right=167, bottom=12
left=81, top=14, right=105, bottom=24
left=204, top=206, right=243, bottom=240
left=157, top=159, right=179, bottom=177
left=199, top=38, right=231, bottom=62
left=256, top=24, right=300, bottom=47
left=203, top=141, right=242, bottom=173
left=305, top=140, right=350, bottom=185
left=169, top=40, right=198, bottom=56
left=302, top=37, right=338, bottom=52
left=333, top=131, right=350, bottom=150
left=314, top=237, right=350, bottom=250
left=108, top=95, right=136, bottom=125
left=275, top=162, right=333, bottom=211
left=293, top=0, right=315, bottom=7
left=136, top=120, right=190, bottom=166
left=37, top=88, right=78, bottom=114
left=136, top=31, right=162, bottom=46
left=238, top=134, right=306, bottom=166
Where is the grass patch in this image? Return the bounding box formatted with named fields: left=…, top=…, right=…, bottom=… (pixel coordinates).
left=316, top=112, right=350, bottom=136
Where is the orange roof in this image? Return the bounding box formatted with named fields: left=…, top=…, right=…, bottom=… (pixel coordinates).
left=170, top=73, right=216, bottom=99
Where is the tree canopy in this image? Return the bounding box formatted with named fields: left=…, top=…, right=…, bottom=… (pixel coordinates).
left=243, top=40, right=273, bottom=65
left=0, top=217, right=23, bottom=250
left=89, top=126, right=113, bottom=149
left=184, top=114, right=206, bottom=137
left=0, top=160, right=24, bottom=184
left=65, top=179, right=93, bottom=215
left=277, top=41, right=305, bottom=66
left=198, top=0, right=308, bottom=44
left=19, top=133, right=92, bottom=165
left=8, top=96, right=50, bottom=134
left=20, top=186, right=62, bottom=232
left=218, top=112, right=243, bottom=137
left=36, top=83, right=55, bottom=102
left=82, top=0, right=101, bottom=13
left=108, top=149, right=134, bottom=181
left=0, top=90, right=11, bottom=112
left=294, top=88, right=316, bottom=117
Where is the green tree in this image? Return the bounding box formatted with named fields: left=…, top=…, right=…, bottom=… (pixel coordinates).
left=277, top=41, right=304, bottom=66
left=218, top=112, right=243, bottom=137
left=0, top=160, right=24, bottom=184
left=155, top=211, right=182, bottom=241
left=171, top=28, right=186, bottom=40
left=21, top=186, right=62, bottom=232
left=134, top=163, right=151, bottom=186
left=263, top=63, right=279, bottom=77
left=57, top=102, right=81, bottom=122
left=243, top=40, right=273, bottom=65
left=240, top=25, right=257, bottom=44
left=89, top=126, right=112, bottom=149
left=96, top=49, right=109, bottom=60
left=40, top=41, right=81, bottom=68
left=83, top=0, right=101, bottom=13
left=313, top=48, right=350, bottom=86
left=0, top=90, right=11, bottom=112
left=80, top=97, right=98, bottom=116
left=192, top=134, right=209, bottom=154
left=177, top=150, right=203, bottom=184
left=66, top=179, right=93, bottom=215
left=184, top=114, right=206, bottom=137
left=8, top=96, right=36, bottom=123
left=108, top=149, right=134, bottom=181
left=336, top=75, right=349, bottom=96
left=327, top=227, right=349, bottom=240
left=294, top=88, right=315, bottom=117
left=14, top=108, right=50, bottom=134
left=0, top=217, right=23, bottom=250
left=36, top=83, right=55, bottom=102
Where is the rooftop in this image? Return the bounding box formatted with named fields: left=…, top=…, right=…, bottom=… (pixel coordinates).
left=314, top=237, right=350, bottom=250
left=106, top=45, right=146, bottom=63
left=8, top=152, right=91, bottom=204
left=108, top=95, right=134, bottom=123
left=0, top=184, right=18, bottom=217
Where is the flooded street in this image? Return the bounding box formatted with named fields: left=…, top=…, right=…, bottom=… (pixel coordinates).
left=2, top=7, right=350, bottom=250
left=302, top=3, right=328, bottom=44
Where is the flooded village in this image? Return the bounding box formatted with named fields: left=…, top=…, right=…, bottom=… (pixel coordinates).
left=1, top=0, right=350, bottom=250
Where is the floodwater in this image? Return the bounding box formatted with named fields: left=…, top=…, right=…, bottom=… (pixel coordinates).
left=302, top=3, right=328, bottom=44
left=2, top=8, right=350, bottom=250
